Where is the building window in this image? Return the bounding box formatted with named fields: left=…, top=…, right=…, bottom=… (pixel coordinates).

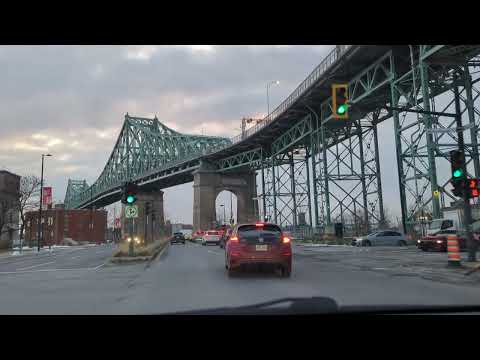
left=27, top=221, right=30, bottom=228
left=48, top=217, right=54, bottom=226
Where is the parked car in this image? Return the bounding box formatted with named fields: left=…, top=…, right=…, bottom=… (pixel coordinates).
left=354, top=231, right=407, bottom=247
left=202, top=230, right=221, bottom=246
left=225, top=222, right=292, bottom=277
left=170, top=232, right=186, bottom=245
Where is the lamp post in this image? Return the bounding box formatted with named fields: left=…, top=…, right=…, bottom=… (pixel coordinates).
left=220, top=204, right=225, bottom=225
left=267, top=80, right=280, bottom=116
left=37, top=153, right=52, bottom=252
left=230, top=192, right=233, bottom=224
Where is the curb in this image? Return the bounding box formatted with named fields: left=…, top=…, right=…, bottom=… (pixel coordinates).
left=109, top=241, right=169, bottom=266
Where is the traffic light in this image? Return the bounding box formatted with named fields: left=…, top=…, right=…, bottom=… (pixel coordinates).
left=467, top=179, right=480, bottom=199
left=450, top=150, right=466, bottom=197
left=121, top=181, right=138, bottom=204
left=332, top=84, right=349, bottom=119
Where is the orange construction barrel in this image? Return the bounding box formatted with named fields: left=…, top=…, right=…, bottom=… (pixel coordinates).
left=447, top=235, right=461, bottom=267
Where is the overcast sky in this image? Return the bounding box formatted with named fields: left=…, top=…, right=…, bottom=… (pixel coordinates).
left=0, top=45, right=406, bottom=224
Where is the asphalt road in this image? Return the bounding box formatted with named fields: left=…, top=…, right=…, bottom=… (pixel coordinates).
left=0, top=244, right=113, bottom=273
left=1, top=241, right=480, bottom=314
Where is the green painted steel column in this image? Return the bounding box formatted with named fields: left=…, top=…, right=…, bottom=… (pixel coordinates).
left=305, top=148, right=313, bottom=229
left=310, top=131, right=320, bottom=229
left=419, top=61, right=441, bottom=219
left=373, top=121, right=385, bottom=226
left=272, top=156, right=278, bottom=224
left=464, top=66, right=480, bottom=179
left=290, top=152, right=298, bottom=229
left=261, top=149, right=267, bottom=221
left=321, top=122, right=331, bottom=225
left=357, top=123, right=370, bottom=234
left=391, top=65, right=408, bottom=233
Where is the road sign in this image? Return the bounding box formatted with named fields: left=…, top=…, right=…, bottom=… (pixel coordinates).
left=125, top=205, right=138, bottom=218
left=42, top=187, right=52, bottom=206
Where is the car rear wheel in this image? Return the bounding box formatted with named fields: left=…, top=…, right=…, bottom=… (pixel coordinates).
left=364, top=240, right=371, bottom=247
left=398, top=240, right=407, bottom=246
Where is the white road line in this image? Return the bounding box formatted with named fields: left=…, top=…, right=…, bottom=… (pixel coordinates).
left=17, top=261, right=56, bottom=271
left=71, top=256, right=81, bottom=260
left=0, top=267, right=93, bottom=275
left=93, top=262, right=106, bottom=271
left=207, top=250, right=221, bottom=255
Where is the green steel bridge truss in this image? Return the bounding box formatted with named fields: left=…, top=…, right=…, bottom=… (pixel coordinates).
left=65, top=45, right=480, bottom=238
left=64, top=114, right=231, bottom=209
left=214, top=45, right=480, bottom=236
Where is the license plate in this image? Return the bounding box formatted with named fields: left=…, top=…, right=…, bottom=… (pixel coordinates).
left=256, top=245, right=268, bottom=251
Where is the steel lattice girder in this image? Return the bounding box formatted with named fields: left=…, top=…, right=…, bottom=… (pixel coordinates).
left=218, top=147, right=263, bottom=172
left=316, top=117, right=383, bottom=236
left=320, top=51, right=394, bottom=123
left=64, top=179, right=89, bottom=208
left=391, top=52, right=480, bottom=229
left=65, top=114, right=231, bottom=209
left=271, top=114, right=312, bottom=155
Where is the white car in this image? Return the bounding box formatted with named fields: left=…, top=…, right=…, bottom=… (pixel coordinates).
left=202, top=230, right=221, bottom=246
left=354, top=231, right=407, bottom=247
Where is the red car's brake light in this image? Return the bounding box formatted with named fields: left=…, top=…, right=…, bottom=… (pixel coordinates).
left=255, top=222, right=264, bottom=227
left=230, top=236, right=239, bottom=242
left=282, top=236, right=291, bottom=244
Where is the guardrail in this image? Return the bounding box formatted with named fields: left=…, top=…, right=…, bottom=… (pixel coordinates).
left=204, top=45, right=353, bottom=155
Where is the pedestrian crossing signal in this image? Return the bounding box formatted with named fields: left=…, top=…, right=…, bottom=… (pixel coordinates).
left=332, top=84, right=349, bottom=119
left=468, top=179, right=480, bottom=199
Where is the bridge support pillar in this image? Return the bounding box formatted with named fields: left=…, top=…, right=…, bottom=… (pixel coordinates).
left=193, top=169, right=257, bottom=232
left=121, top=191, right=165, bottom=244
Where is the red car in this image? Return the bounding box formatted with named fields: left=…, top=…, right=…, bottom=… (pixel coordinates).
left=225, top=222, right=292, bottom=277
left=417, top=230, right=467, bottom=252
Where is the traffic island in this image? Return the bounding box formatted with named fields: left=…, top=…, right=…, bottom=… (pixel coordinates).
left=109, top=239, right=168, bottom=265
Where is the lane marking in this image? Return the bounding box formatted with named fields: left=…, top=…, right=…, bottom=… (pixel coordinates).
left=0, top=267, right=94, bottom=275
left=17, top=261, right=56, bottom=271
left=207, top=250, right=222, bottom=255
left=71, top=256, right=81, bottom=260
left=93, top=262, right=106, bottom=271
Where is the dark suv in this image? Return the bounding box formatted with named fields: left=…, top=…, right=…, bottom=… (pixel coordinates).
left=171, top=232, right=186, bottom=245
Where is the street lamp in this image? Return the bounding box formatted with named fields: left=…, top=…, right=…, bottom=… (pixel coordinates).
left=37, top=153, right=52, bottom=252
left=267, top=80, right=280, bottom=116
left=220, top=205, right=225, bottom=225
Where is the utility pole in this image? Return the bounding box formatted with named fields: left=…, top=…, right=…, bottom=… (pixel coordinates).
left=454, top=82, right=476, bottom=262
left=230, top=192, right=233, bottom=224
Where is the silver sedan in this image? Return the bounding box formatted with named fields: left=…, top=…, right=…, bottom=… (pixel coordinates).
left=354, top=231, right=407, bottom=247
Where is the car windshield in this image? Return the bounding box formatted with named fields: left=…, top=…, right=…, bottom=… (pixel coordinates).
left=2, top=44, right=480, bottom=315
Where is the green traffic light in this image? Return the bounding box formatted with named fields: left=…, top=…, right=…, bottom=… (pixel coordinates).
left=453, top=169, right=463, bottom=178
left=337, top=104, right=347, bottom=115
left=126, top=195, right=135, bottom=203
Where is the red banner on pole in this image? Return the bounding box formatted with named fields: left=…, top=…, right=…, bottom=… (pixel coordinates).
left=114, top=218, right=121, bottom=229
left=42, top=187, right=52, bottom=206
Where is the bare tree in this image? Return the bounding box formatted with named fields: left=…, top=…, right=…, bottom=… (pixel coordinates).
left=17, top=175, right=41, bottom=241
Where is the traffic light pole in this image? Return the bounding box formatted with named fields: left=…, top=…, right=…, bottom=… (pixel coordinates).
left=129, top=217, right=135, bottom=256
left=454, top=84, right=476, bottom=262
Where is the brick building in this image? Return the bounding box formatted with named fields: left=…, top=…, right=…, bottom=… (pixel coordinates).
left=24, top=207, right=107, bottom=247
left=0, top=170, right=21, bottom=249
